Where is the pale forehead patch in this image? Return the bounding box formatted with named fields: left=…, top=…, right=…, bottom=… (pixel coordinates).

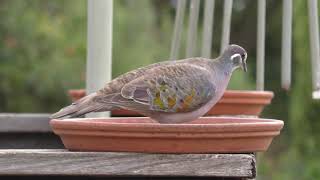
left=243, top=52, right=248, bottom=62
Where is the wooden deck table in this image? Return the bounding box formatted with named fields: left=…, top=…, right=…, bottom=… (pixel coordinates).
left=0, top=149, right=256, bottom=179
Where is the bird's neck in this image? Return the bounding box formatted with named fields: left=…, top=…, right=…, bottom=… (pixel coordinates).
left=209, top=57, right=233, bottom=76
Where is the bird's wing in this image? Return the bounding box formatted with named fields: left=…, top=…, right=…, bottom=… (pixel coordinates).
left=101, top=63, right=216, bottom=113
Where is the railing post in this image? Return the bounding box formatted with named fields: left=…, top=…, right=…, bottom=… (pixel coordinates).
left=308, top=0, right=320, bottom=99
left=220, top=0, right=233, bottom=54
left=186, top=0, right=200, bottom=58
left=170, top=0, right=187, bottom=60
left=86, top=0, right=113, bottom=117
left=281, top=0, right=292, bottom=90
left=256, top=0, right=266, bottom=91
left=201, top=0, right=215, bottom=58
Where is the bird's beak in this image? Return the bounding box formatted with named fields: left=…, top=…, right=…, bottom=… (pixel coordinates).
left=241, top=55, right=247, bottom=72
left=242, top=61, right=247, bottom=72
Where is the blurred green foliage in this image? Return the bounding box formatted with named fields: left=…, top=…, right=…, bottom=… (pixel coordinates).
left=0, top=0, right=320, bottom=179
left=0, top=0, right=87, bottom=112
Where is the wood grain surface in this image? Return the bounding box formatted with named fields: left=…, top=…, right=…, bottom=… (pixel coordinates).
left=0, top=149, right=255, bottom=178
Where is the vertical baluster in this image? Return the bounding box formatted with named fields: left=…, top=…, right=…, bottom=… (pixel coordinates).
left=220, top=0, right=233, bottom=54
left=186, top=0, right=200, bottom=58
left=170, top=0, right=187, bottom=60
left=86, top=0, right=113, bottom=117
left=256, top=0, right=266, bottom=91
left=201, top=0, right=215, bottom=58
left=308, top=0, right=320, bottom=99
left=281, top=0, right=292, bottom=90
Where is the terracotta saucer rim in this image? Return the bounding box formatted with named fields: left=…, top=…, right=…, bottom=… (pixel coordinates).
left=50, top=117, right=284, bottom=133
left=222, top=90, right=274, bottom=98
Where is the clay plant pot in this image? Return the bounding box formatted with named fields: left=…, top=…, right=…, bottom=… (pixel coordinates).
left=68, top=89, right=86, bottom=103
left=68, top=89, right=273, bottom=117
left=206, top=90, right=274, bottom=116
left=50, top=117, right=283, bottom=153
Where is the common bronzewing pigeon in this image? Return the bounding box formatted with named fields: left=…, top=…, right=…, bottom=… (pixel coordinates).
left=51, top=44, right=247, bottom=123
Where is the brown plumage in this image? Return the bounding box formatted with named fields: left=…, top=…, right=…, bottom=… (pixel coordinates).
left=51, top=44, right=247, bottom=123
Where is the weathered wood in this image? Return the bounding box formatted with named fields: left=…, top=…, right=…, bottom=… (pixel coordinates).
left=0, top=150, right=255, bottom=178
left=0, top=176, right=253, bottom=180
left=0, top=134, right=63, bottom=149
left=0, top=113, right=51, bottom=133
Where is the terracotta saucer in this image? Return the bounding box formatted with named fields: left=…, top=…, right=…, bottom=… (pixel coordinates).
left=68, top=89, right=273, bottom=117
left=207, top=90, right=274, bottom=116
left=50, top=117, right=283, bottom=153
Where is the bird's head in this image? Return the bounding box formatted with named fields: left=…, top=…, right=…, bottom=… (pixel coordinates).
left=221, top=44, right=247, bottom=72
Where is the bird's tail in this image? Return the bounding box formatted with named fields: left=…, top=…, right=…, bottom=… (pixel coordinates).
left=50, top=93, right=104, bottom=119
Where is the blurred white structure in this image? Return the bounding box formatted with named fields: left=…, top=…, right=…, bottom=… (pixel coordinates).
left=169, top=0, right=320, bottom=99
left=256, top=0, right=266, bottom=91
left=220, top=0, right=233, bottom=54
left=201, top=0, right=215, bottom=58
left=86, top=0, right=113, bottom=117
left=186, top=0, right=200, bottom=58
left=170, top=0, right=187, bottom=60
left=281, top=0, right=292, bottom=90
left=84, top=0, right=320, bottom=113
left=308, top=0, right=320, bottom=99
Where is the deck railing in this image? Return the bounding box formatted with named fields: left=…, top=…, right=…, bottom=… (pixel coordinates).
left=169, top=0, right=319, bottom=98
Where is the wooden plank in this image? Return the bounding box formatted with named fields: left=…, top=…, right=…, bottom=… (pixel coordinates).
left=0, top=150, right=256, bottom=178
left=0, top=176, right=252, bottom=180
left=0, top=113, right=51, bottom=133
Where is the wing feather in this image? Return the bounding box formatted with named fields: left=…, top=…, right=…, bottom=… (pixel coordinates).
left=118, top=63, right=216, bottom=113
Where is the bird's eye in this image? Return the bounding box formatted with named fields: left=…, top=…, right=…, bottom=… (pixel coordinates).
left=241, top=53, right=246, bottom=60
